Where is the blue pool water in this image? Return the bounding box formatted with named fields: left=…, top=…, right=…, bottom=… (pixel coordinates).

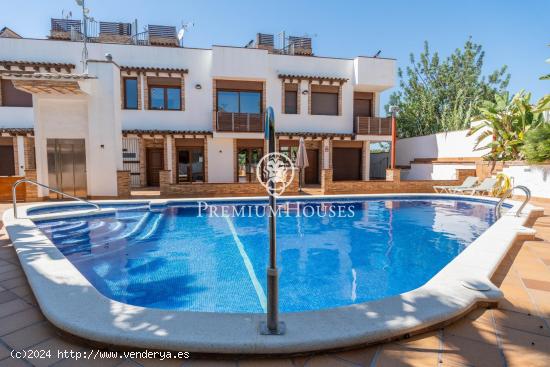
left=34, top=197, right=497, bottom=313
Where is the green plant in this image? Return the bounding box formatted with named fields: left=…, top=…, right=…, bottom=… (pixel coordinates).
left=468, top=92, right=550, bottom=161
left=387, top=38, right=509, bottom=137
left=522, top=123, right=550, bottom=163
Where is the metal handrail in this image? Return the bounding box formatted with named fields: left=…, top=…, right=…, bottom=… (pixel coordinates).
left=495, top=185, right=531, bottom=219
left=12, top=179, right=100, bottom=219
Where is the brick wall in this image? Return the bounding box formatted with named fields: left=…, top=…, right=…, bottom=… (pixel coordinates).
left=24, top=137, right=36, bottom=170
left=24, top=169, right=38, bottom=201
left=160, top=169, right=299, bottom=197
left=476, top=161, right=504, bottom=179
left=12, top=137, right=19, bottom=175
left=322, top=168, right=477, bottom=195
left=117, top=170, right=131, bottom=198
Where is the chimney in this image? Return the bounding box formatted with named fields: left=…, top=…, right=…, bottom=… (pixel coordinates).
left=255, top=33, right=274, bottom=52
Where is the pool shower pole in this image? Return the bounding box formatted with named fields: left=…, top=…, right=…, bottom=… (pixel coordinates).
left=260, top=107, right=286, bottom=335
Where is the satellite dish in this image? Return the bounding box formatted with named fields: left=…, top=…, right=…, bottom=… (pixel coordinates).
left=177, top=28, right=185, bottom=41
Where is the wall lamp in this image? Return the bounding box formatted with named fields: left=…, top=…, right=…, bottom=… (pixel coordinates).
left=301, top=90, right=309, bottom=95
left=195, top=84, right=202, bottom=90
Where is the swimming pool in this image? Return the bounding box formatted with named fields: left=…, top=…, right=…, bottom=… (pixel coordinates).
left=4, top=194, right=539, bottom=353
left=33, top=197, right=497, bottom=313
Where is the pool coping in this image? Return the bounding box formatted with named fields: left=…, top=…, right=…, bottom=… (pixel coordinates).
left=2, top=193, right=545, bottom=354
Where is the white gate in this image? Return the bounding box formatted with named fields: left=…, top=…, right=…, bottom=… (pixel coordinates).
left=122, top=137, right=141, bottom=187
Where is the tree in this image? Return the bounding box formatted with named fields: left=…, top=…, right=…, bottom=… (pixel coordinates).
left=523, top=123, right=550, bottom=162
left=468, top=92, right=550, bottom=161
left=387, top=39, right=510, bottom=138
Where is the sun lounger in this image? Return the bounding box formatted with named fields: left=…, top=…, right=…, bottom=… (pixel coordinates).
left=453, top=177, right=498, bottom=196
left=433, top=176, right=478, bottom=193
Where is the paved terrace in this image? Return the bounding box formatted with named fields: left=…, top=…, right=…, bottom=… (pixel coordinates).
left=0, top=199, right=549, bottom=367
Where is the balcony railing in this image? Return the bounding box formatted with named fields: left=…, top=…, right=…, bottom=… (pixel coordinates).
left=49, top=19, right=179, bottom=47
left=216, top=111, right=264, bottom=133
left=355, top=116, right=392, bottom=135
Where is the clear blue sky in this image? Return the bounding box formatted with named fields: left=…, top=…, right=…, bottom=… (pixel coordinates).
left=2, top=0, right=548, bottom=114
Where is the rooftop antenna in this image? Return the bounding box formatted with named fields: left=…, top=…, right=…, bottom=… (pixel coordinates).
left=61, top=10, right=72, bottom=19
left=177, top=21, right=194, bottom=47
left=75, top=0, right=91, bottom=72
left=373, top=50, right=381, bottom=58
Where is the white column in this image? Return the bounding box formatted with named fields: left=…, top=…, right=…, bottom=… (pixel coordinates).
left=16, top=135, right=25, bottom=176
left=362, top=141, right=371, bottom=181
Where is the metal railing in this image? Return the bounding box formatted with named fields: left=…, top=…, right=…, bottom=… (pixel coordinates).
left=12, top=179, right=100, bottom=219
left=216, top=111, right=265, bottom=132
left=355, top=116, right=392, bottom=135
left=495, top=185, right=531, bottom=219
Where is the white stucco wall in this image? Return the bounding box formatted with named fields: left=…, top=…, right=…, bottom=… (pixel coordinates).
left=396, top=127, right=490, bottom=167
left=401, top=163, right=477, bottom=180
left=33, top=95, right=89, bottom=197
left=206, top=137, right=234, bottom=183
left=502, top=164, right=550, bottom=198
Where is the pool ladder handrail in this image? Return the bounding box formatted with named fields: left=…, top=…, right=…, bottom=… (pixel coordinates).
left=495, top=185, right=531, bottom=219
left=12, top=178, right=100, bottom=219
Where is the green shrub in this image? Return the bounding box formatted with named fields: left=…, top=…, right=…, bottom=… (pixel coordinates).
left=522, top=123, right=550, bottom=163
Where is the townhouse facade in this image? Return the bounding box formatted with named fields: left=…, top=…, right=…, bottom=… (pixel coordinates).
left=0, top=20, right=395, bottom=199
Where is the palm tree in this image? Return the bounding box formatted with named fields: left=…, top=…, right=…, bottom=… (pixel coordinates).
left=468, top=91, right=549, bottom=161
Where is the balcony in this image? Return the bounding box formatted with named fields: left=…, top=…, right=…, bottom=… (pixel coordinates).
left=216, top=111, right=264, bottom=133
left=355, top=116, right=392, bottom=135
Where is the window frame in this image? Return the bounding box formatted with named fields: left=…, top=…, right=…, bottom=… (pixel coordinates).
left=216, top=89, right=262, bottom=114
left=123, top=77, right=138, bottom=110
left=148, top=85, right=182, bottom=111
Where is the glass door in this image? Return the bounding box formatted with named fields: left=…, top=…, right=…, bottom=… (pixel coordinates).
left=237, top=147, right=263, bottom=182
left=177, top=148, right=204, bottom=183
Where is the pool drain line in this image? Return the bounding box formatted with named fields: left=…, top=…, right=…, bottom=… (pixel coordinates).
left=224, top=216, right=267, bottom=312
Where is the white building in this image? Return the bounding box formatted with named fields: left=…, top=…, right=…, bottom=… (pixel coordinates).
left=0, top=21, right=395, bottom=198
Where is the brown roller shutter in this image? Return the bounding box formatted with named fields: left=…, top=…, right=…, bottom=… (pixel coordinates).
left=333, top=148, right=362, bottom=181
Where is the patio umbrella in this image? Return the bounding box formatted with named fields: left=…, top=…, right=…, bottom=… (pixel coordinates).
left=295, top=137, right=309, bottom=192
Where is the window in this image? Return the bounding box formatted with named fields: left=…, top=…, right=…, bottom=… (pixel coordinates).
left=149, top=86, right=181, bottom=110
left=284, top=90, right=298, bottom=114
left=280, top=146, right=298, bottom=162
left=177, top=147, right=204, bottom=182
left=217, top=91, right=261, bottom=114
left=311, top=91, right=338, bottom=115
left=123, top=78, right=138, bottom=109
left=1, top=79, right=32, bottom=107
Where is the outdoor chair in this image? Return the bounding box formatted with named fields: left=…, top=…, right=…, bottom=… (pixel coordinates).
left=453, top=177, right=498, bottom=196
left=433, top=176, right=478, bottom=193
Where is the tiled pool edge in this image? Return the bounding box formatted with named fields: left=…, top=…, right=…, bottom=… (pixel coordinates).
left=1, top=194, right=545, bottom=354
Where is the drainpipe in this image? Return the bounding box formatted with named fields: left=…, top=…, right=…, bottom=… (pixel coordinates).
left=260, top=106, right=285, bottom=335
left=389, top=106, right=399, bottom=169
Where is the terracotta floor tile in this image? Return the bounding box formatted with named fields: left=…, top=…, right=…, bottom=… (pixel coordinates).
left=443, top=317, right=497, bottom=345
left=304, top=355, right=357, bottom=367
left=528, top=289, right=550, bottom=318
left=0, top=299, right=31, bottom=318
left=375, top=341, right=439, bottom=367
left=26, top=337, right=85, bottom=367
left=0, top=291, right=18, bottom=305
left=1, top=321, right=57, bottom=350
left=8, top=285, right=31, bottom=299
left=492, top=309, right=550, bottom=337
left=53, top=352, right=122, bottom=367
left=0, top=264, right=18, bottom=276
left=441, top=334, right=504, bottom=367
left=0, top=357, right=30, bottom=367
left=238, top=358, right=294, bottom=366
left=0, top=308, right=44, bottom=336
left=499, top=326, right=550, bottom=367
left=0, top=278, right=27, bottom=292
left=182, top=360, right=236, bottom=367
left=334, top=346, right=378, bottom=366
left=139, top=357, right=188, bottom=366
left=0, top=270, right=23, bottom=283
left=0, top=344, right=10, bottom=361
